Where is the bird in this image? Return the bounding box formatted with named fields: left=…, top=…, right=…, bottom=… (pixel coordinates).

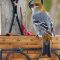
left=28, top=0, right=55, bottom=57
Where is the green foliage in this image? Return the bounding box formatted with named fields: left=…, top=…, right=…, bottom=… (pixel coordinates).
left=43, top=0, right=52, bottom=11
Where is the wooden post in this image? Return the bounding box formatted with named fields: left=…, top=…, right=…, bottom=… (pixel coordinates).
left=0, top=5, right=1, bottom=35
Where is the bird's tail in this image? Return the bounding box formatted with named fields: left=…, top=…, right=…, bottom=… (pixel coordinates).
left=42, top=41, right=51, bottom=57
left=42, top=32, right=51, bottom=57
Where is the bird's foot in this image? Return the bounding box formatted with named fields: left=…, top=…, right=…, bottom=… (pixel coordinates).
left=36, top=35, right=41, bottom=39
left=36, top=35, right=39, bottom=37
left=36, top=35, right=41, bottom=37
left=36, top=35, right=39, bottom=39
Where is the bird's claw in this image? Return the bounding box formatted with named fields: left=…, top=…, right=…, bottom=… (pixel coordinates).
left=36, top=35, right=39, bottom=37
left=36, top=35, right=41, bottom=39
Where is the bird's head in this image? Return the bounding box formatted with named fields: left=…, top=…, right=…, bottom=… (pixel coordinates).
left=29, top=0, right=42, bottom=9
left=28, top=0, right=46, bottom=12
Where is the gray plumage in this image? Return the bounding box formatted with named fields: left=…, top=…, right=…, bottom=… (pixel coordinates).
left=31, top=11, right=54, bottom=36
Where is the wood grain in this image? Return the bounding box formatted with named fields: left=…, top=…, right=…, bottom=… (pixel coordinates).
left=0, top=35, right=59, bottom=60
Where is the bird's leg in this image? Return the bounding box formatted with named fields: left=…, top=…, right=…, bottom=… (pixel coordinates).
left=36, top=35, right=41, bottom=39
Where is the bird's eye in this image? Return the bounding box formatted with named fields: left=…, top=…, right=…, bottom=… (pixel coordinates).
left=30, top=4, right=39, bottom=8
left=35, top=4, right=39, bottom=6
left=31, top=4, right=34, bottom=7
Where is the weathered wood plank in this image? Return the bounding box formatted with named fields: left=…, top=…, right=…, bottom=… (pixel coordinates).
left=0, top=35, right=60, bottom=49
left=0, top=35, right=59, bottom=60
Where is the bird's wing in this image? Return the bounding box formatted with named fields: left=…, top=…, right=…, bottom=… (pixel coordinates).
left=32, top=19, right=48, bottom=36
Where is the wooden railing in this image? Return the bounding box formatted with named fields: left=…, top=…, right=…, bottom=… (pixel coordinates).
left=0, top=35, right=60, bottom=60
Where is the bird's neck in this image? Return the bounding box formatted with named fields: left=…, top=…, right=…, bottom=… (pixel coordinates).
left=31, top=6, right=41, bottom=14
left=31, top=6, right=46, bottom=14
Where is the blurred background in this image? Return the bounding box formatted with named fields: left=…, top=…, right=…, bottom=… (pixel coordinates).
left=44, top=0, right=60, bottom=35
left=0, top=0, right=60, bottom=35
left=19, top=0, right=60, bottom=35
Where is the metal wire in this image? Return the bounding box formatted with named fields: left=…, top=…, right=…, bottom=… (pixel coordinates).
left=0, top=48, right=60, bottom=60
left=5, top=48, right=31, bottom=60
